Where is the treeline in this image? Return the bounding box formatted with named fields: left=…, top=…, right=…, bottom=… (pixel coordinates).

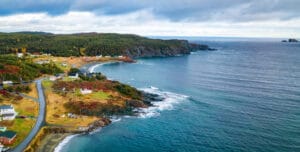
left=0, top=55, right=63, bottom=82
left=0, top=32, right=209, bottom=57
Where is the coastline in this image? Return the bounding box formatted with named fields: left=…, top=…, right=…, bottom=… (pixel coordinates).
left=34, top=58, right=189, bottom=152
left=80, top=61, right=122, bottom=73
left=38, top=133, right=73, bottom=152
left=28, top=61, right=127, bottom=152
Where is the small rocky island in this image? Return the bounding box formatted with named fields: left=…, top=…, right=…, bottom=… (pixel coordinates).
left=282, top=38, right=299, bottom=43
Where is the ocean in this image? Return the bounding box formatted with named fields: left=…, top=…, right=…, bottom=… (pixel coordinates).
left=56, top=38, right=300, bottom=152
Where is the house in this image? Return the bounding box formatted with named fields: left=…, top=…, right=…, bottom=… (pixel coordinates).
left=0, top=105, right=17, bottom=121
left=80, top=88, right=92, bottom=95
left=68, top=73, right=79, bottom=79
left=17, top=53, right=23, bottom=58
left=67, top=113, right=77, bottom=119
left=0, top=131, right=17, bottom=145
left=0, top=127, right=6, bottom=132
left=61, top=63, right=68, bottom=67
left=2, top=81, right=13, bottom=85
left=96, top=55, right=103, bottom=58
left=49, top=74, right=64, bottom=81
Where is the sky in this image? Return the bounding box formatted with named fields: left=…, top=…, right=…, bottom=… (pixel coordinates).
left=0, top=0, right=300, bottom=38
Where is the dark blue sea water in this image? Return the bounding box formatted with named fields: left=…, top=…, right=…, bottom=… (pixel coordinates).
left=58, top=39, right=300, bottom=152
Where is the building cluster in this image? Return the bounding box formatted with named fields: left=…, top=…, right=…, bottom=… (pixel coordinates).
left=0, top=105, right=18, bottom=146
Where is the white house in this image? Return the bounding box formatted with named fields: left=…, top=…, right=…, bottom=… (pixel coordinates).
left=80, top=88, right=92, bottom=95
left=0, top=105, right=17, bottom=121
left=17, top=53, right=23, bottom=58
left=2, top=81, right=13, bottom=85
left=61, top=63, right=68, bottom=67
left=96, top=55, right=103, bottom=58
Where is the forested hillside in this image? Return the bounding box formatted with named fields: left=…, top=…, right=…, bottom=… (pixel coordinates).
left=0, top=32, right=210, bottom=57
left=0, top=55, right=62, bottom=82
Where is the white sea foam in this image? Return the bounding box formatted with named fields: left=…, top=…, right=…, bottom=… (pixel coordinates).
left=88, top=64, right=101, bottom=73
left=54, top=134, right=79, bottom=152
left=150, top=86, right=159, bottom=90
left=88, top=61, right=121, bottom=73
left=137, top=87, right=188, bottom=118
left=110, top=116, right=122, bottom=123
left=54, top=87, right=188, bottom=151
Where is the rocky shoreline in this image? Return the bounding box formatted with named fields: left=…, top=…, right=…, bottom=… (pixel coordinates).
left=36, top=91, right=164, bottom=152
left=29, top=62, right=167, bottom=152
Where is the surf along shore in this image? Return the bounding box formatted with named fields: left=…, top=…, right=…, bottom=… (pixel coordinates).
left=24, top=56, right=163, bottom=152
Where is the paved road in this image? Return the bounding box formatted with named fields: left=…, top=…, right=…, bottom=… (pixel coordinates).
left=11, top=79, right=46, bottom=152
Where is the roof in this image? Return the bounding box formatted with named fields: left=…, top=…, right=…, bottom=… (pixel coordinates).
left=0, top=127, right=6, bottom=132
left=0, top=105, right=13, bottom=110
left=0, top=131, right=17, bottom=139
left=1, top=113, right=15, bottom=117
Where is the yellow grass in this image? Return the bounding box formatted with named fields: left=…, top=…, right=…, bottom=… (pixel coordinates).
left=33, top=56, right=123, bottom=69
left=24, top=83, right=38, bottom=98
left=42, top=80, right=98, bottom=129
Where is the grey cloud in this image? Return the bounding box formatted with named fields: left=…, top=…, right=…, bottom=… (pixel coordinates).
left=0, top=0, right=299, bottom=22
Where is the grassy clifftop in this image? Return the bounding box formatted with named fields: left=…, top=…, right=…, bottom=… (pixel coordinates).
left=0, top=32, right=210, bottom=57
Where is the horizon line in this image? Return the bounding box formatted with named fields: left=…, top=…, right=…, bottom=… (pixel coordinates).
left=0, top=31, right=298, bottom=40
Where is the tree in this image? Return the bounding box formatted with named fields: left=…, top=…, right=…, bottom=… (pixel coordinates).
left=68, top=68, right=80, bottom=75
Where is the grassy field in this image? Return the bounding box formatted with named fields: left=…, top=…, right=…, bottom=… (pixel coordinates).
left=42, top=80, right=98, bottom=129
left=91, top=91, right=109, bottom=99
left=62, top=77, right=77, bottom=82
left=24, top=83, right=38, bottom=99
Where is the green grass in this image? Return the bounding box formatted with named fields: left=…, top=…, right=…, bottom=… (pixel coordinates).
left=90, top=91, right=109, bottom=100
left=62, top=77, right=76, bottom=82
left=9, top=118, right=36, bottom=148
left=55, top=62, right=70, bottom=71
left=42, top=80, right=53, bottom=89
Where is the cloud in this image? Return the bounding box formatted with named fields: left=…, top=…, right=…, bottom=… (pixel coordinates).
left=0, top=11, right=299, bottom=38
left=0, top=0, right=299, bottom=37
left=0, top=0, right=300, bottom=22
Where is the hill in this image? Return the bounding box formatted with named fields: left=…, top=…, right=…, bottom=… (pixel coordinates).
left=0, top=55, right=62, bottom=82
left=0, top=33, right=211, bottom=58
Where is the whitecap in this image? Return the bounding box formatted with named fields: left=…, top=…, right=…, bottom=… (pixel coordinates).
left=110, top=116, right=122, bottom=123
left=137, top=87, right=188, bottom=118
left=150, top=86, right=159, bottom=90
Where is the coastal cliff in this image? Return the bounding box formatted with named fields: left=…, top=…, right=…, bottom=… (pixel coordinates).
left=0, top=32, right=212, bottom=58
left=124, top=40, right=210, bottom=58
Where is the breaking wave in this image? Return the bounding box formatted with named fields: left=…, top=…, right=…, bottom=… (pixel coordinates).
left=136, top=86, right=189, bottom=118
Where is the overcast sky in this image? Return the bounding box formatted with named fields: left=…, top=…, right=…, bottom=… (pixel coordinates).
left=0, top=0, right=300, bottom=38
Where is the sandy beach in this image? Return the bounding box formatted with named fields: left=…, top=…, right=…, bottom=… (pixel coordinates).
left=36, top=133, right=72, bottom=152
